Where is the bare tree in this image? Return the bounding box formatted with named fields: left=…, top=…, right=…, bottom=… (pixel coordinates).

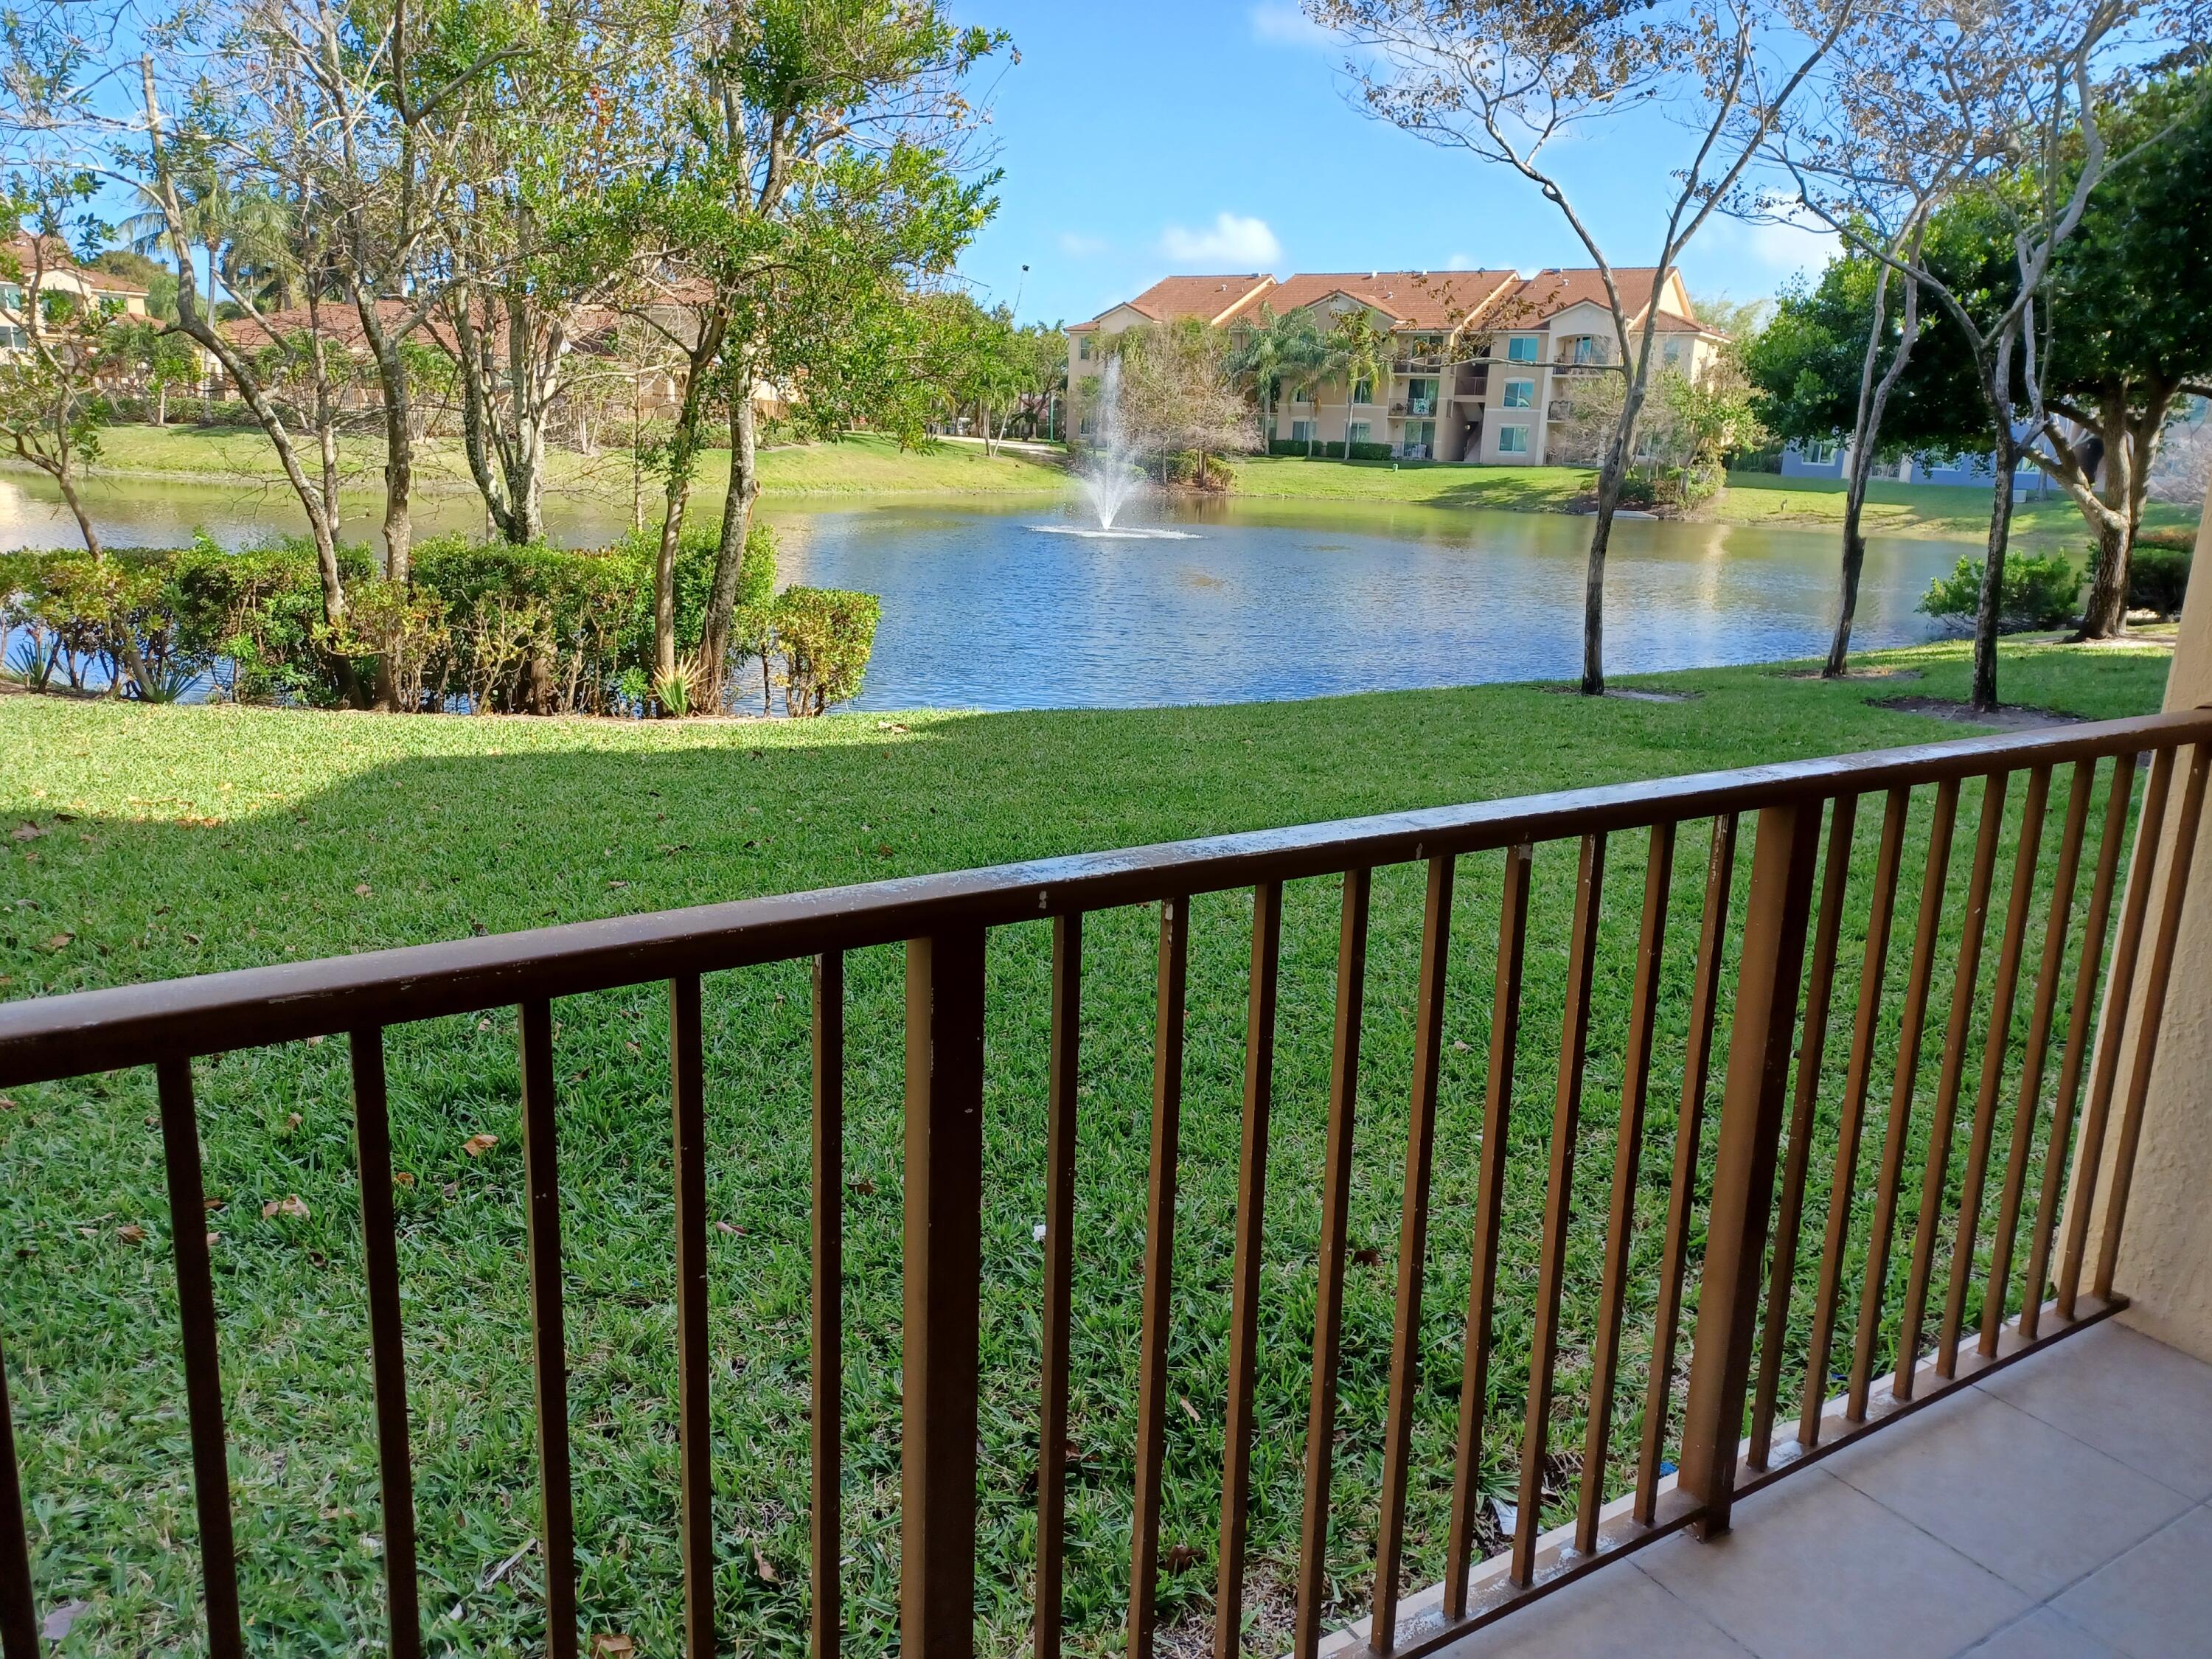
left=1763, top=0, right=2175, bottom=708
left=1307, top=0, right=1852, bottom=695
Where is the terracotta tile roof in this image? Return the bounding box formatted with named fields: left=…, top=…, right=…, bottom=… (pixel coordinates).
left=1259, top=269, right=1520, bottom=332
left=3, top=235, right=150, bottom=296
left=1501, top=267, right=1712, bottom=332
left=1071, top=273, right=1276, bottom=330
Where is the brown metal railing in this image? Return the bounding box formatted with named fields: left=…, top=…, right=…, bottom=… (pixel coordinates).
left=1, top=710, right=2208, bottom=1659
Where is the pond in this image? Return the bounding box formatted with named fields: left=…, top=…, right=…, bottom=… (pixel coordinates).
left=0, top=471, right=1962, bottom=712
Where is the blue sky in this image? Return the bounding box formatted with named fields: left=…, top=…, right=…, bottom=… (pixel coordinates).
left=947, top=1, right=1834, bottom=327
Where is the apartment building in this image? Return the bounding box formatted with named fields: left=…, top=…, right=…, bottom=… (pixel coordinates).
left=1065, top=265, right=1728, bottom=465
left=0, top=236, right=152, bottom=349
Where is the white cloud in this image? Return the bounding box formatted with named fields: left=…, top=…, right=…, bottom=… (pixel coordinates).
left=1057, top=232, right=1109, bottom=258
left=1158, top=212, right=1283, bottom=267
left=1444, top=251, right=1481, bottom=271
left=1700, top=215, right=1838, bottom=285
left=1250, top=2, right=1331, bottom=46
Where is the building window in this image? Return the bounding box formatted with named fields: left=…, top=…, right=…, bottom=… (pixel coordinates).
left=1663, top=338, right=1684, bottom=369
left=1503, top=379, right=1534, bottom=409
left=1077, top=336, right=1093, bottom=361
left=0, top=285, right=19, bottom=312
left=1349, top=421, right=1371, bottom=445
left=1291, top=420, right=1315, bottom=443
left=1352, top=378, right=1373, bottom=406
left=1506, top=335, right=1540, bottom=363
left=0, top=324, right=24, bottom=349
left=1804, top=440, right=1837, bottom=465
left=1498, top=425, right=1530, bottom=455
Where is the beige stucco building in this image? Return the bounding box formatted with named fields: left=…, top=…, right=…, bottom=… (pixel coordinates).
left=0, top=236, right=152, bottom=352
left=1065, top=265, right=1727, bottom=465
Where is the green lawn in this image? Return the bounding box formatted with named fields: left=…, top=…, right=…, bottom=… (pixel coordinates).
left=0, top=637, right=2175, bottom=1656
left=1708, top=470, right=2203, bottom=552
left=1221, top=456, right=1595, bottom=513
left=57, top=425, right=1074, bottom=501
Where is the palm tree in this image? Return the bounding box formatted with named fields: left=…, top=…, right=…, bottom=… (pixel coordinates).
left=1228, top=305, right=1324, bottom=456
left=1327, top=308, right=1394, bottom=462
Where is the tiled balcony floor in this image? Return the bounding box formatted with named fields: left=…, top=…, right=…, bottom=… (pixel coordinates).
left=1436, top=1321, right=2212, bottom=1659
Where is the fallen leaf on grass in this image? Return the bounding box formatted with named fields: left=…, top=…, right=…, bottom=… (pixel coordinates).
left=753, top=1543, right=779, bottom=1582
left=589, top=1638, right=633, bottom=1658
left=1179, top=1395, right=1201, bottom=1425
left=11, top=823, right=46, bottom=841
left=606, top=880, right=630, bottom=890
left=206, top=1232, right=221, bottom=1247
left=262, top=1195, right=310, bottom=1220
left=462, top=1133, right=498, bottom=1158
left=715, top=1220, right=745, bottom=1236
left=40, top=1600, right=90, bottom=1641
left=182, top=933, right=202, bottom=946
left=1352, top=1247, right=1383, bottom=1267
left=203, top=1197, right=225, bottom=1212
left=44, top=933, right=72, bottom=951
left=0, top=1097, right=13, bottom=1111
left=285, top=1113, right=302, bottom=1132
left=1452, top=1039, right=1471, bottom=1053
left=847, top=1178, right=877, bottom=1197
left=354, top=883, right=372, bottom=896
left=1164, top=1543, right=1203, bottom=1573
left=116, top=1224, right=147, bottom=1244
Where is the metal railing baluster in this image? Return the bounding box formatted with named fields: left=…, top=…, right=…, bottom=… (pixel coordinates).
left=349, top=1028, right=422, bottom=1659
left=1574, top=825, right=1673, bottom=1550
left=1293, top=869, right=1373, bottom=1658
left=1037, top=917, right=1082, bottom=1659
left=1129, top=900, right=1191, bottom=1659
left=1937, top=768, right=2049, bottom=1376
left=1512, top=835, right=1605, bottom=1585
left=1848, top=779, right=1958, bottom=1419
left=1370, top=857, right=1458, bottom=1651
left=1634, top=815, right=1736, bottom=1523
left=1443, top=844, right=1532, bottom=1620
left=1896, top=773, right=2009, bottom=1397
left=518, top=1000, right=579, bottom=1659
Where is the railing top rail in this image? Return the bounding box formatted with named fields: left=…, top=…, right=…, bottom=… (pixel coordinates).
left=1, top=709, right=2202, bottom=1088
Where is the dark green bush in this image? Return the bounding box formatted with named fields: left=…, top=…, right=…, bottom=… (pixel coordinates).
left=2, top=520, right=801, bottom=716
left=1919, top=552, right=2082, bottom=633
left=774, top=586, right=880, bottom=716
left=2127, top=540, right=2191, bottom=617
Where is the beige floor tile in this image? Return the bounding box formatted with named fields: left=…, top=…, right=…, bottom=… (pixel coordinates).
left=1823, top=1391, right=2191, bottom=1597
left=1637, top=1467, right=2030, bottom=1659
left=1978, top=1324, right=2212, bottom=1502
left=1955, top=1609, right=2121, bottom=1658
left=1430, top=1563, right=1752, bottom=1658
left=2051, top=1503, right=2212, bottom=1659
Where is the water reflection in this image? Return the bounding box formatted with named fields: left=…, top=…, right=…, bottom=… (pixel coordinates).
left=0, top=472, right=1957, bottom=713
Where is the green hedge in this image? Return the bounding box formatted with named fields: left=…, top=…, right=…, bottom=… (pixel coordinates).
left=1918, top=552, right=2082, bottom=633
left=2127, top=541, right=2191, bottom=617
left=1265, top=439, right=1399, bottom=461
left=0, top=522, right=873, bottom=717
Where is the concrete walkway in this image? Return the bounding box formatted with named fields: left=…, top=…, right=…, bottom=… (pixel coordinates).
left=1436, top=1321, right=2212, bottom=1658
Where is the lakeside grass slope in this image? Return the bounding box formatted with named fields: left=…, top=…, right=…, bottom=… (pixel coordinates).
left=35, top=425, right=2199, bottom=549
left=52, top=425, right=1074, bottom=501
left=0, top=637, right=2171, bottom=1655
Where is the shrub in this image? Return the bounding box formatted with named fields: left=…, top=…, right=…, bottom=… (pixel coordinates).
left=774, top=587, right=880, bottom=716
left=2127, top=540, right=2191, bottom=617
left=1919, top=552, right=2081, bottom=633
left=0, top=546, right=200, bottom=696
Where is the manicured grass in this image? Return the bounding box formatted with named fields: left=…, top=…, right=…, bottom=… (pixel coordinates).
left=1220, top=456, right=1595, bottom=513
left=1708, top=469, right=2202, bottom=552
left=50, top=425, right=1074, bottom=501
left=0, top=637, right=2174, bottom=1656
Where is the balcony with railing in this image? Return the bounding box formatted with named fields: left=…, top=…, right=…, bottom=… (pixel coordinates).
left=2, top=708, right=2210, bottom=1659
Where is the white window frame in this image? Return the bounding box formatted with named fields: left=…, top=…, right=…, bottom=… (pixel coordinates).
left=1497, top=425, right=1531, bottom=455
left=1503, top=378, right=1535, bottom=409
left=1506, top=335, right=1540, bottom=363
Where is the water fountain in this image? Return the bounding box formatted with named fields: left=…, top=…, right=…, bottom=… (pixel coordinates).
left=1037, top=355, right=1195, bottom=540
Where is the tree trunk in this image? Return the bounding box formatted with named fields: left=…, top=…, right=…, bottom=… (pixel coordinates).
left=2079, top=512, right=2130, bottom=638
left=54, top=465, right=150, bottom=694
left=1827, top=261, right=1921, bottom=677
left=701, top=378, right=763, bottom=692
left=1971, top=433, right=2019, bottom=712
left=1581, top=375, right=1651, bottom=696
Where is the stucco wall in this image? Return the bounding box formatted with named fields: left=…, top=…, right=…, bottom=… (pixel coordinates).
left=2081, top=490, right=2212, bottom=1361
